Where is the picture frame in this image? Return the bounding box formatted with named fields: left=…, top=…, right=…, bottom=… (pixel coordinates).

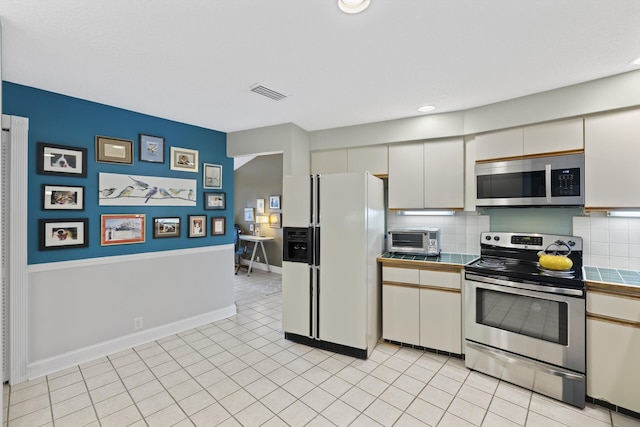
left=188, top=215, right=207, bottom=237
left=170, top=147, right=199, bottom=172
left=42, top=184, right=85, bottom=210
left=204, top=192, right=225, bottom=210
left=203, top=163, right=222, bottom=189
left=139, top=134, right=165, bottom=163
left=269, top=213, right=282, bottom=228
left=101, top=214, right=146, bottom=245
left=269, top=195, right=281, bottom=210
left=256, top=198, right=265, bottom=214
left=153, top=217, right=181, bottom=239
left=244, top=207, right=255, bottom=222
left=39, top=218, right=89, bottom=250
left=37, top=142, right=87, bottom=177
left=211, top=217, right=226, bottom=236
left=96, top=135, right=134, bottom=164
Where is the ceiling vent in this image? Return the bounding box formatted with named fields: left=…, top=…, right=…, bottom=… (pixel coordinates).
left=250, top=84, right=287, bottom=101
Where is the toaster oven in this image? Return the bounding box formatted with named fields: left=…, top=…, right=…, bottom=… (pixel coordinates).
left=388, top=228, right=441, bottom=256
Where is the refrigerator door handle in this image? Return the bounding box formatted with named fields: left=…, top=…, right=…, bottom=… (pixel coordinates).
left=314, top=227, right=321, bottom=267
left=315, top=267, right=320, bottom=340
left=308, top=267, right=314, bottom=337
left=309, top=175, right=314, bottom=226
left=316, top=174, right=321, bottom=226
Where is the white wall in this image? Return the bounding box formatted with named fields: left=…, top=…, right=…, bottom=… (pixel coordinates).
left=26, top=246, right=235, bottom=379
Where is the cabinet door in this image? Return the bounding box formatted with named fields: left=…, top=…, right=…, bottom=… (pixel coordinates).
left=475, top=128, right=523, bottom=161
left=523, top=118, right=583, bottom=156
left=311, top=150, right=348, bottom=174
left=423, top=138, right=464, bottom=209
left=419, top=288, right=461, bottom=353
left=382, top=284, right=420, bottom=345
left=587, top=318, right=640, bottom=413
left=585, top=109, right=640, bottom=208
left=388, top=143, right=424, bottom=209
left=347, top=145, right=388, bottom=176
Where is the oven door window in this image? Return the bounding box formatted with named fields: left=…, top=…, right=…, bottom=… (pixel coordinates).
left=476, top=288, right=568, bottom=345
left=477, top=170, right=546, bottom=199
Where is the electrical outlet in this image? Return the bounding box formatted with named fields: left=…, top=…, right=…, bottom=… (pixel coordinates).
left=256, top=256, right=261, bottom=263
left=133, top=317, right=143, bottom=331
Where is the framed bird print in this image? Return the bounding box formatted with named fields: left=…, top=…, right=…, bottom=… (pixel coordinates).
left=139, top=134, right=165, bottom=163
left=37, top=142, right=87, bottom=177
left=98, top=173, right=196, bottom=206
left=101, top=214, right=146, bottom=245
left=96, top=135, right=134, bottom=165
left=204, top=192, right=225, bottom=210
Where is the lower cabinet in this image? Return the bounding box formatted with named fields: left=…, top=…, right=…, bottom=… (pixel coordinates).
left=586, top=289, right=640, bottom=413
left=382, top=265, right=462, bottom=354
left=419, top=288, right=461, bottom=354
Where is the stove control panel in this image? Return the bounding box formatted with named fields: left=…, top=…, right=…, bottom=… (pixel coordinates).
left=511, top=235, right=543, bottom=246
left=480, top=232, right=582, bottom=251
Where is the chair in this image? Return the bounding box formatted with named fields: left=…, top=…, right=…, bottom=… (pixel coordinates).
left=234, top=225, right=253, bottom=274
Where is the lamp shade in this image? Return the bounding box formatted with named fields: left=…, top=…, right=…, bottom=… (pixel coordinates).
left=256, top=215, right=269, bottom=224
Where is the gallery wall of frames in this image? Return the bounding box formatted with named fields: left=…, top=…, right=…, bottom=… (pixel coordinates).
left=3, top=82, right=234, bottom=264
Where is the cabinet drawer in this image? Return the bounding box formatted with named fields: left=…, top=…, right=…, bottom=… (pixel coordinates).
left=419, top=270, right=461, bottom=290
left=383, top=266, right=420, bottom=285
left=587, top=292, right=640, bottom=323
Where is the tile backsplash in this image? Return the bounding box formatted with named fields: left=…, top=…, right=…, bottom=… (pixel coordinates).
left=573, top=212, right=640, bottom=270
left=386, top=211, right=489, bottom=255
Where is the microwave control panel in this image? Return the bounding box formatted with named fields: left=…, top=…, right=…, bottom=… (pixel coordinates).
left=551, top=167, right=581, bottom=196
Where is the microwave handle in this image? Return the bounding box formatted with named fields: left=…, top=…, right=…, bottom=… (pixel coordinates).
left=545, top=163, right=552, bottom=204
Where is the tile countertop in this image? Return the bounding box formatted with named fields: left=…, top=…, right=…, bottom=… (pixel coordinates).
left=377, top=252, right=479, bottom=267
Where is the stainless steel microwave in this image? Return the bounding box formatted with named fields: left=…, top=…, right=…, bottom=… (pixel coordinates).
left=475, top=153, right=584, bottom=207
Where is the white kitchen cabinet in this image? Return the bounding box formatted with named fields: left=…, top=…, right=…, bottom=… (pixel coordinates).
left=388, top=142, right=424, bottom=209
left=382, top=284, right=420, bottom=344
left=523, top=118, right=583, bottom=156
left=389, top=139, right=464, bottom=210
left=423, top=138, right=464, bottom=209
left=475, top=128, right=523, bottom=161
left=586, top=290, right=640, bottom=413
left=382, top=264, right=463, bottom=354
left=419, top=288, right=461, bottom=354
left=347, top=145, right=388, bottom=176
left=585, top=108, right=640, bottom=208
left=311, top=149, right=348, bottom=174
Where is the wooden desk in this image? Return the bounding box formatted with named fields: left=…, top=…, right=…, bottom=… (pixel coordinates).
left=239, top=235, right=275, bottom=276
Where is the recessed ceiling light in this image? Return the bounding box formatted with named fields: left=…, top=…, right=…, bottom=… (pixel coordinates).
left=630, top=57, right=640, bottom=66
left=338, top=0, right=370, bottom=14
left=418, top=105, right=436, bottom=113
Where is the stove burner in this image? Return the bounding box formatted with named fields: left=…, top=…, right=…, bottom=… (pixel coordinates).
left=537, top=265, right=575, bottom=279
left=475, top=258, right=507, bottom=270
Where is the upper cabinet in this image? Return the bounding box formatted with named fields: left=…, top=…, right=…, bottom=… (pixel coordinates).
left=475, top=128, right=523, bottom=161
left=424, top=139, right=464, bottom=209
left=523, top=118, right=583, bottom=156
left=475, top=119, right=584, bottom=162
left=311, top=149, right=348, bottom=174
left=388, top=138, right=464, bottom=210
left=585, top=109, right=640, bottom=208
left=347, top=145, right=388, bottom=176
left=311, top=145, right=388, bottom=176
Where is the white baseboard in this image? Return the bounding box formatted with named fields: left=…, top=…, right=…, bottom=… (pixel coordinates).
left=27, top=304, right=237, bottom=380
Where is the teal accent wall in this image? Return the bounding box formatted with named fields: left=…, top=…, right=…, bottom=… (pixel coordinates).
left=487, top=207, right=582, bottom=236
left=2, top=82, right=233, bottom=264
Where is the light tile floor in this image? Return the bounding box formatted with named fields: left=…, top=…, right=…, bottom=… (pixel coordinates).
left=3, top=270, right=640, bottom=427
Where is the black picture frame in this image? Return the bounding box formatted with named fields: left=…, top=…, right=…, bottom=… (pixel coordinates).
left=204, top=191, right=225, bottom=210
left=153, top=217, right=181, bottom=238
left=42, top=184, right=85, bottom=210
left=37, top=142, right=87, bottom=177
left=39, top=218, right=89, bottom=250
left=139, top=134, right=165, bottom=163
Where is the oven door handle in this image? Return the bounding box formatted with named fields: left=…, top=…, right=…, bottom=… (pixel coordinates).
left=466, top=273, right=584, bottom=297
left=466, top=341, right=584, bottom=381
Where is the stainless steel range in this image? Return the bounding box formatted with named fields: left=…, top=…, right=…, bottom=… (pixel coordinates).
left=464, top=232, right=586, bottom=408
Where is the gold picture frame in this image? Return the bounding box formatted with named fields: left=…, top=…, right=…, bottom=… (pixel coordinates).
left=96, top=136, right=134, bottom=164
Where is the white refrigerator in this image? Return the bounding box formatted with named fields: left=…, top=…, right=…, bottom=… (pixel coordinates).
left=282, top=172, right=384, bottom=359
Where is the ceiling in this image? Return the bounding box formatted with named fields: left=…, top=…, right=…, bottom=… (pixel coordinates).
left=1, top=1, right=640, bottom=133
